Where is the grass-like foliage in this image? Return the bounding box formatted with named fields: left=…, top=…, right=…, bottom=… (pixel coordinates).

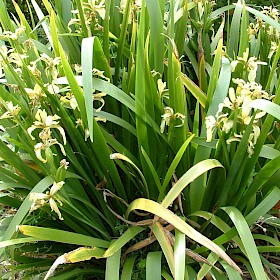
left=0, top=0, right=280, bottom=279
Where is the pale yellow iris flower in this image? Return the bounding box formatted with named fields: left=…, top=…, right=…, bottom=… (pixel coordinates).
left=28, top=109, right=66, bottom=144
left=30, top=181, right=65, bottom=220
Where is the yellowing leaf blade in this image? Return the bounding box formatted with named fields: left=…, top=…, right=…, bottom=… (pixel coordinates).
left=126, top=198, right=242, bottom=274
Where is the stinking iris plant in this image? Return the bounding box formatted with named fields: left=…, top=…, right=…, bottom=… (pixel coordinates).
left=205, top=58, right=273, bottom=157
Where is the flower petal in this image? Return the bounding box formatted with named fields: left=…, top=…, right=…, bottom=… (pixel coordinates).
left=50, top=181, right=65, bottom=196
left=49, top=198, right=64, bottom=220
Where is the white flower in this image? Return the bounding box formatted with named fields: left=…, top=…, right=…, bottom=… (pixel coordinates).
left=160, top=107, right=186, bottom=133
left=34, top=142, right=48, bottom=163
left=205, top=113, right=233, bottom=142
left=34, top=139, right=66, bottom=163
left=247, top=22, right=259, bottom=36
left=205, top=115, right=217, bottom=142
left=28, top=109, right=66, bottom=144
left=70, top=96, right=78, bottom=110
left=218, top=87, right=243, bottom=113
left=27, top=61, right=41, bottom=78
left=135, top=0, right=142, bottom=7
left=60, top=159, right=69, bottom=170
left=241, top=95, right=253, bottom=125
left=268, top=42, right=277, bottom=59
left=160, top=107, right=173, bottom=133
left=74, top=64, right=82, bottom=74
left=219, top=114, right=234, bottom=134
left=35, top=54, right=61, bottom=80
left=68, top=18, right=81, bottom=33
left=93, top=92, right=106, bottom=112
left=25, top=84, right=46, bottom=105
left=262, top=6, right=279, bottom=21
left=247, top=57, right=266, bottom=83
left=0, top=101, right=21, bottom=119
left=75, top=118, right=83, bottom=127
left=8, top=52, right=28, bottom=67
left=232, top=78, right=270, bottom=101
left=84, top=0, right=106, bottom=20
left=85, top=129, right=90, bottom=141
left=174, top=113, right=186, bottom=128
left=231, top=48, right=266, bottom=82
left=28, top=109, right=67, bottom=163
left=60, top=93, right=78, bottom=110
left=226, top=124, right=261, bottom=157
left=29, top=192, right=48, bottom=211
left=222, top=119, right=234, bottom=134
left=0, top=27, right=26, bottom=40
left=0, top=46, right=14, bottom=77
left=49, top=181, right=65, bottom=196
left=92, top=68, right=110, bottom=82
left=226, top=133, right=242, bottom=145
left=94, top=116, right=107, bottom=123
left=47, top=83, right=60, bottom=95
left=157, top=79, right=167, bottom=98
left=29, top=181, right=65, bottom=220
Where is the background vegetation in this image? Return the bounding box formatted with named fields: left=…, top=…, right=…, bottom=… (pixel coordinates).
left=0, top=0, right=280, bottom=279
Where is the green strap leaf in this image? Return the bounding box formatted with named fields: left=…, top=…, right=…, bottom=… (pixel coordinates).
left=126, top=198, right=241, bottom=274
left=180, top=73, right=206, bottom=109
left=146, top=251, right=162, bottom=280
left=104, top=226, right=144, bottom=258
left=58, top=44, right=88, bottom=131
left=82, top=37, right=95, bottom=141
left=247, top=99, right=280, bottom=120
left=121, top=255, right=137, bottom=280
left=0, top=176, right=53, bottom=257
left=146, top=0, right=165, bottom=73
left=206, top=33, right=224, bottom=109
left=0, top=139, right=41, bottom=185
left=0, top=0, right=15, bottom=31
left=174, top=228, right=186, bottom=280
left=31, top=0, right=53, bottom=47
left=44, top=247, right=105, bottom=279
left=161, top=159, right=223, bottom=208
left=197, top=252, right=220, bottom=280
left=260, top=145, right=280, bottom=159
left=237, top=156, right=280, bottom=210
left=158, top=134, right=195, bottom=200
left=49, top=11, right=60, bottom=58
left=245, top=187, right=280, bottom=226
left=152, top=222, right=175, bottom=277
left=141, top=147, right=162, bottom=192
left=0, top=237, right=38, bottom=249
left=222, top=207, right=267, bottom=280
left=105, top=245, right=121, bottom=280
left=61, top=247, right=105, bottom=263
left=114, top=0, right=133, bottom=83
left=189, top=56, right=231, bottom=213
left=227, top=0, right=242, bottom=58
left=18, top=225, right=109, bottom=248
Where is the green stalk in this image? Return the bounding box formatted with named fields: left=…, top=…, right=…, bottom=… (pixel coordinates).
left=75, top=0, right=89, bottom=37
left=266, top=42, right=280, bottom=92
left=103, top=0, right=111, bottom=62
left=167, top=0, right=188, bottom=158
left=114, top=0, right=132, bottom=85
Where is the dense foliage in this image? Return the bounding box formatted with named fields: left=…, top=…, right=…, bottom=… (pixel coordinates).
left=218, top=0, right=279, bottom=7
left=0, top=0, right=280, bottom=279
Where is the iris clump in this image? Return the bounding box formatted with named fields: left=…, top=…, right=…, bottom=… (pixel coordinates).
left=0, top=1, right=280, bottom=279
